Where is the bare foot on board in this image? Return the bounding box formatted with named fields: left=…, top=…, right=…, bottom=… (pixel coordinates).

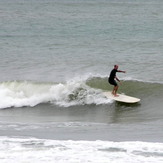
left=114, top=94, right=119, bottom=97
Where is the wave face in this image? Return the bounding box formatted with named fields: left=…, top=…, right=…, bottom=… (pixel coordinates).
left=86, top=76, right=163, bottom=98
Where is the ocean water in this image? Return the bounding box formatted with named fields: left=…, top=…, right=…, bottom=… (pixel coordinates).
left=0, top=0, right=163, bottom=162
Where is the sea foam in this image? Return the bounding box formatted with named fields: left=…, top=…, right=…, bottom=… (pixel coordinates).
left=0, top=78, right=111, bottom=109
left=0, top=136, right=163, bottom=163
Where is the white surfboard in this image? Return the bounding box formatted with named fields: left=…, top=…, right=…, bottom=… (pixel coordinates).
left=103, top=91, right=140, bottom=103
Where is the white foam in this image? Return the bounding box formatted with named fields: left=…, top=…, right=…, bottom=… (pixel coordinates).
left=50, top=79, right=111, bottom=107
left=0, top=137, right=163, bottom=163
left=0, top=79, right=111, bottom=109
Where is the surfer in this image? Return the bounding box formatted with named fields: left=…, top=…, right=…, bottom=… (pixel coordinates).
left=108, top=65, right=126, bottom=96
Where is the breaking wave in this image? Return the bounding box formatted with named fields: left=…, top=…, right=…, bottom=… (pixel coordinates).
left=0, top=77, right=110, bottom=109
left=1, top=74, right=162, bottom=109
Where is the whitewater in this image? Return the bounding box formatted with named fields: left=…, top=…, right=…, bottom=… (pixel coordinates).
left=0, top=137, right=163, bottom=163
left=0, top=77, right=111, bottom=109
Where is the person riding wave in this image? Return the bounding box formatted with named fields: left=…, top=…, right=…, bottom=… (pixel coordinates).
left=108, top=65, right=126, bottom=96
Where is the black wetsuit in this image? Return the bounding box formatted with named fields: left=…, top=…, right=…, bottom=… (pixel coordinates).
left=108, top=69, right=118, bottom=86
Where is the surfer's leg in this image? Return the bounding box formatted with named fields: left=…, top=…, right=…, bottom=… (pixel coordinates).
left=112, top=80, right=118, bottom=96
left=112, top=86, right=118, bottom=96
left=114, top=85, right=119, bottom=96
left=112, top=87, right=115, bottom=95
left=109, top=80, right=118, bottom=96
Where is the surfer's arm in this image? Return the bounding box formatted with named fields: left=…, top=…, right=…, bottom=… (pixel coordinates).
left=117, top=70, right=126, bottom=73
left=115, top=76, right=120, bottom=82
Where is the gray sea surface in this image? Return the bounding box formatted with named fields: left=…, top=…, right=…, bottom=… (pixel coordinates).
left=0, top=0, right=163, bottom=162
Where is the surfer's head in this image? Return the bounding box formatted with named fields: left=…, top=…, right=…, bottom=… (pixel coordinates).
left=114, top=65, right=118, bottom=69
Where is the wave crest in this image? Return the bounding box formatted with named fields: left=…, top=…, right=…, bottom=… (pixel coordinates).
left=0, top=79, right=111, bottom=109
